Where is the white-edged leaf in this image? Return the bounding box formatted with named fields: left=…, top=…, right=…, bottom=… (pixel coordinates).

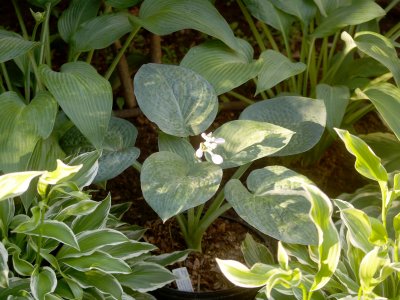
left=40, top=62, right=112, bottom=149
left=0, top=242, right=9, bottom=288
left=31, top=267, right=57, bottom=300
left=134, top=63, right=218, bottom=137
left=0, top=171, right=43, bottom=202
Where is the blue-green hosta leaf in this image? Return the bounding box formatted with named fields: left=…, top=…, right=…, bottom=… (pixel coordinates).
left=216, top=259, right=272, bottom=287
left=361, top=133, right=400, bottom=173
left=40, top=62, right=112, bottom=149
left=256, top=50, right=306, bottom=94
left=316, top=84, right=349, bottom=135
left=158, top=132, right=196, bottom=165
left=71, top=195, right=111, bottom=234
left=241, top=233, right=274, bottom=267
left=243, top=0, right=295, bottom=38
left=117, top=262, right=175, bottom=293
left=312, top=2, right=385, bottom=38
left=131, top=0, right=247, bottom=56
left=141, top=151, right=222, bottom=221
left=134, top=64, right=218, bottom=137
left=57, top=0, right=101, bottom=43
left=71, top=13, right=132, bottom=53
left=354, top=32, right=400, bottom=87
left=0, top=171, right=43, bottom=202
left=180, top=39, right=260, bottom=95
left=363, top=83, right=400, bottom=141
left=225, top=166, right=318, bottom=244
left=240, top=96, right=326, bottom=157
left=31, top=267, right=57, bottom=300
left=60, top=251, right=131, bottom=274
left=0, top=242, right=8, bottom=288
left=66, top=269, right=123, bottom=299
left=0, top=30, right=40, bottom=63
left=210, top=120, right=294, bottom=169
left=0, top=91, right=57, bottom=173
left=105, top=0, right=141, bottom=9
left=269, top=0, right=317, bottom=25
left=312, top=0, right=347, bottom=17
left=302, top=184, right=340, bottom=292
left=335, top=129, right=388, bottom=182
left=16, top=220, right=79, bottom=250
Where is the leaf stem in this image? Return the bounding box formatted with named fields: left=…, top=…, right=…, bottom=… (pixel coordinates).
left=104, top=24, right=141, bottom=80
left=260, top=22, right=280, bottom=52
left=12, top=0, right=29, bottom=40
left=1, top=63, right=13, bottom=91
left=39, top=2, right=52, bottom=66
left=227, top=90, right=254, bottom=104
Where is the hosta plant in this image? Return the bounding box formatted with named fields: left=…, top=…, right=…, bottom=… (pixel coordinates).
left=0, top=158, right=176, bottom=299
left=217, top=128, right=400, bottom=299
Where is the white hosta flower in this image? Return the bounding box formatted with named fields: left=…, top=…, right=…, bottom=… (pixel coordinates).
left=195, top=132, right=225, bottom=165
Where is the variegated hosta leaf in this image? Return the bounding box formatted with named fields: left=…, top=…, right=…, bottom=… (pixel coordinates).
left=241, top=233, right=274, bottom=267
left=354, top=32, right=400, bottom=87
left=130, top=0, right=248, bottom=56
left=140, top=151, right=222, bottom=221
left=240, top=96, right=326, bottom=157
left=225, top=166, right=318, bottom=245
left=134, top=63, right=218, bottom=137
left=256, top=50, right=306, bottom=95
left=30, top=267, right=57, bottom=300
left=312, top=2, right=385, bottom=38
left=0, top=29, right=40, bottom=63
left=0, top=171, right=44, bottom=202
left=40, top=62, right=113, bottom=149
left=210, top=120, right=294, bottom=169
left=0, top=91, right=57, bottom=173
left=335, top=129, right=388, bottom=182
left=180, top=39, right=260, bottom=95
left=302, top=184, right=340, bottom=292
left=0, top=242, right=8, bottom=288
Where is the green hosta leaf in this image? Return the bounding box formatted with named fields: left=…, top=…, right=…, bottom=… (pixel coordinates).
left=58, top=228, right=130, bottom=258
left=106, top=0, right=141, bottom=9
left=66, top=269, right=122, bottom=299
left=302, top=184, right=340, bottom=292
left=0, top=91, right=57, bottom=173
left=363, top=83, right=400, bottom=141
left=141, top=151, right=222, bottom=221
left=243, top=0, right=294, bottom=38
left=335, top=129, right=388, bottom=182
left=0, top=171, right=43, bottom=202
left=316, top=84, right=349, bottom=136
left=31, top=267, right=57, bottom=300
left=359, top=247, right=389, bottom=294
left=55, top=200, right=100, bottom=222
left=58, top=0, right=101, bottom=43
left=361, top=133, right=400, bottom=173
left=71, top=195, right=111, bottom=234
left=240, top=96, right=326, bottom=157
left=16, top=220, right=79, bottom=250
left=256, top=50, right=306, bottom=94
left=216, top=259, right=271, bottom=287
left=0, top=198, right=14, bottom=235
left=312, top=0, right=345, bottom=17
left=134, top=63, right=218, bottom=137
left=211, top=120, right=294, bottom=168
left=54, top=278, right=83, bottom=300
left=277, top=242, right=289, bottom=270
left=241, top=233, right=274, bottom=266
left=269, top=0, right=317, bottom=25
left=0, top=242, right=8, bottom=288
left=145, top=249, right=191, bottom=267
left=354, top=32, right=400, bottom=87
left=312, top=2, right=385, bottom=38
left=40, top=62, right=112, bottom=149
left=60, top=251, right=131, bottom=274
left=12, top=249, right=34, bottom=276
left=131, top=0, right=247, bottom=55
left=180, top=39, right=260, bottom=95
left=117, top=262, right=175, bottom=292
left=0, top=278, right=30, bottom=298
left=225, top=166, right=318, bottom=244
left=71, top=13, right=132, bottom=53
left=0, top=30, right=40, bottom=63
left=158, top=132, right=196, bottom=165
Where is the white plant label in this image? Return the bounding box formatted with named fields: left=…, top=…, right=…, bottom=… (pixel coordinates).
left=172, top=267, right=194, bottom=292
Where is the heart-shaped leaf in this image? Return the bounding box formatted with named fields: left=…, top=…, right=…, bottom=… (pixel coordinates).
left=269, top=0, right=317, bottom=25
left=40, top=62, right=112, bottom=149
left=256, top=50, right=306, bottom=94
left=0, top=91, right=57, bottom=172
left=141, top=151, right=222, bottom=221
left=181, top=39, right=260, bottom=95
left=158, top=132, right=197, bottom=165
left=210, top=120, right=294, bottom=168
left=225, top=166, right=318, bottom=244
left=0, top=30, right=40, bottom=63
left=134, top=63, right=218, bottom=137
left=240, top=96, right=326, bottom=156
